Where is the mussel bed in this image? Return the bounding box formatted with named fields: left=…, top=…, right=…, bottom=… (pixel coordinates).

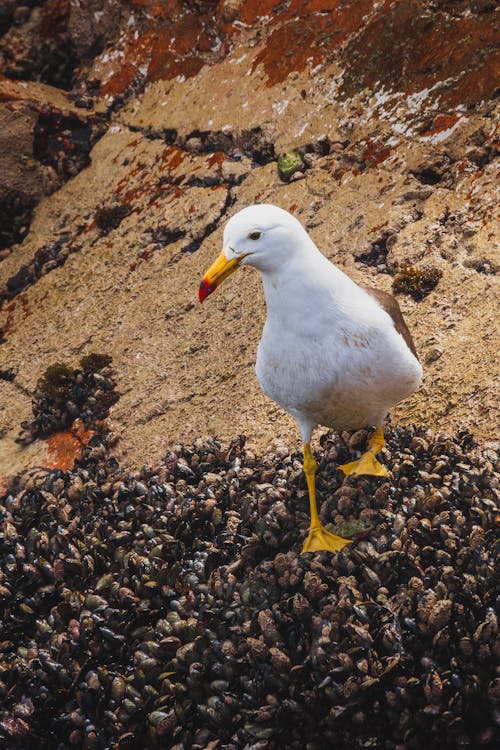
left=0, top=426, right=498, bottom=749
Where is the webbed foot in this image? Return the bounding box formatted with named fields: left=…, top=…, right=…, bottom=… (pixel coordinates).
left=338, top=451, right=388, bottom=477
left=302, top=524, right=352, bottom=553
left=338, top=427, right=388, bottom=477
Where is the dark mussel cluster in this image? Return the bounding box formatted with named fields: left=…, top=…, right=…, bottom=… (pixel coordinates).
left=17, top=354, right=119, bottom=444
left=0, top=426, right=498, bottom=749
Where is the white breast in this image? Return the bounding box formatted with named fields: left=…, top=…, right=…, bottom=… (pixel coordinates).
left=255, top=255, right=422, bottom=435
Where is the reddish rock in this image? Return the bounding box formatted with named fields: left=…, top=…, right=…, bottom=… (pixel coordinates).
left=249, top=0, right=374, bottom=85
left=341, top=1, right=499, bottom=107
left=0, top=77, right=104, bottom=249
left=0, top=0, right=498, bottom=479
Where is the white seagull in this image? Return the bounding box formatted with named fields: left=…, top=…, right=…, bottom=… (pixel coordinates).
left=199, top=204, right=422, bottom=553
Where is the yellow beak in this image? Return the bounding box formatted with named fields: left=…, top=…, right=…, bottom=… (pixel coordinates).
left=199, top=252, right=242, bottom=302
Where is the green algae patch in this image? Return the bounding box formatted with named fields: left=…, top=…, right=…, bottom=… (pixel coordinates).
left=277, top=150, right=303, bottom=181
left=333, top=518, right=373, bottom=539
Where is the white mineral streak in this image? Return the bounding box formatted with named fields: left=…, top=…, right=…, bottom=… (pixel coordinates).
left=419, top=117, right=467, bottom=144
left=273, top=99, right=289, bottom=115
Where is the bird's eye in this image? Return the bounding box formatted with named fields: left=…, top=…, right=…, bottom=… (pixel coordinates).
left=248, top=231, right=262, bottom=241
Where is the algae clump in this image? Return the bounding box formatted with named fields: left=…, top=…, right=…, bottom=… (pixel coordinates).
left=277, top=150, right=303, bottom=181
left=392, top=263, right=442, bottom=301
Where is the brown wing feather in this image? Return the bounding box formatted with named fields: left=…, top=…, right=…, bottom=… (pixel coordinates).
left=363, top=286, right=419, bottom=361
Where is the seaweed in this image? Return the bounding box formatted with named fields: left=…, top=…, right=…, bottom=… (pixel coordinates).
left=36, top=363, right=74, bottom=405
left=17, top=354, right=119, bottom=444
left=79, top=353, right=113, bottom=372
left=392, top=262, right=442, bottom=301
left=94, top=205, right=131, bottom=233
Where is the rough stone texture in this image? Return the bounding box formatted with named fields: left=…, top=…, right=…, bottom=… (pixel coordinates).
left=0, top=77, right=106, bottom=250
left=0, top=0, right=498, bottom=481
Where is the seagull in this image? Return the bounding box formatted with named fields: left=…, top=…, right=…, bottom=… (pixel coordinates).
left=199, top=204, right=422, bottom=553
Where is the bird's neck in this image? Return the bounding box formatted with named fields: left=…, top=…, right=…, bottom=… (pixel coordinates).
left=260, top=248, right=354, bottom=319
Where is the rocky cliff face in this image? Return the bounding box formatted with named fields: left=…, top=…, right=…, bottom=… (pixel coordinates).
left=0, top=0, right=498, bottom=480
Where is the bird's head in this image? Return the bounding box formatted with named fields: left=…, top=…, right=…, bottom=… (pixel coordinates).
left=199, top=204, right=308, bottom=302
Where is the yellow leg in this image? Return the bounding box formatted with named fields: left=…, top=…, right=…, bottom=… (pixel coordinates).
left=301, top=443, right=352, bottom=553
left=338, top=427, right=388, bottom=477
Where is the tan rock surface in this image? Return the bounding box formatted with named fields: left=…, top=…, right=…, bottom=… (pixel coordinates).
left=0, top=1, right=498, bottom=482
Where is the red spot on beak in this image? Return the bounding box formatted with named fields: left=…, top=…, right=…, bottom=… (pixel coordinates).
left=199, top=278, right=216, bottom=303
